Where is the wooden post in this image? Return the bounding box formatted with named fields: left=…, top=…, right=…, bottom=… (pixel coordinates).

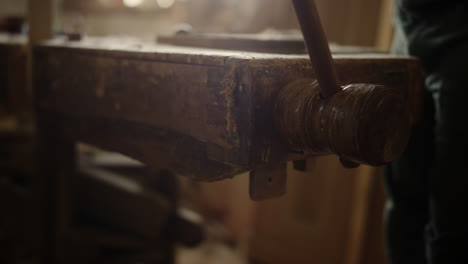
left=28, top=0, right=55, bottom=45
left=29, top=1, right=62, bottom=263
left=35, top=112, right=76, bottom=263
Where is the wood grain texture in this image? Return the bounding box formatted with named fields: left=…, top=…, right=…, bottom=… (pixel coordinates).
left=34, top=37, right=421, bottom=181
left=275, top=80, right=410, bottom=165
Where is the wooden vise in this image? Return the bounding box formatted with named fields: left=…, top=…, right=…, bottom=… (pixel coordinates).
left=34, top=37, right=420, bottom=200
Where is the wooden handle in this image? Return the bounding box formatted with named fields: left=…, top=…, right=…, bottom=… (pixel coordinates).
left=292, top=0, right=342, bottom=98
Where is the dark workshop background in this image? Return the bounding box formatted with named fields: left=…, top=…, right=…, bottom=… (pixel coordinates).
left=1, top=0, right=394, bottom=263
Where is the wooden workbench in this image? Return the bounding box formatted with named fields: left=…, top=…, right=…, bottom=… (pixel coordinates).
left=34, top=37, right=421, bottom=182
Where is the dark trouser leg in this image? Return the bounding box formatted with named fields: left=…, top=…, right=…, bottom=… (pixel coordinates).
left=390, top=2, right=468, bottom=263
left=385, top=89, right=435, bottom=264
left=426, top=53, right=468, bottom=262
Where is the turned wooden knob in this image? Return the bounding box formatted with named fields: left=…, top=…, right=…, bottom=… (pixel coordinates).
left=275, top=79, right=411, bottom=166
left=285, top=0, right=411, bottom=166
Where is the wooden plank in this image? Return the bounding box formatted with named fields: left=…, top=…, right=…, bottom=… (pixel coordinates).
left=46, top=113, right=245, bottom=181
left=34, top=37, right=421, bottom=182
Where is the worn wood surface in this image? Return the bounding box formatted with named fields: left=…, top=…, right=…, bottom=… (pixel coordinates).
left=34, top=37, right=421, bottom=182
left=157, top=33, right=377, bottom=55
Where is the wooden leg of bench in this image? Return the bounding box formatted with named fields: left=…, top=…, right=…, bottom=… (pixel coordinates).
left=35, top=113, right=75, bottom=264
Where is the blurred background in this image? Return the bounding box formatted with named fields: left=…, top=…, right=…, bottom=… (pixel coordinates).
left=1, top=0, right=393, bottom=47
left=0, top=0, right=394, bottom=263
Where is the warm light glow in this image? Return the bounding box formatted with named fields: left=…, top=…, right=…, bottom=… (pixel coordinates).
left=123, top=0, right=145, bottom=8
left=156, top=0, right=175, bottom=9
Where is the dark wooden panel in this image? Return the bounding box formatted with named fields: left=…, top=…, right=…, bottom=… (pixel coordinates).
left=34, top=49, right=237, bottom=150
left=0, top=34, right=29, bottom=116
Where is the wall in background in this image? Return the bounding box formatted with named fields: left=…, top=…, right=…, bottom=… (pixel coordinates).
left=56, top=0, right=393, bottom=49
left=0, top=0, right=27, bottom=17
left=0, top=0, right=393, bottom=49
left=317, top=0, right=381, bottom=46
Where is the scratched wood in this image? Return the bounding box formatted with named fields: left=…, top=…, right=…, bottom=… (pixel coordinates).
left=34, top=37, right=421, bottom=181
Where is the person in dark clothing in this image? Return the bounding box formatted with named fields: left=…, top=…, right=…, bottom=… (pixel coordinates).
left=386, top=0, right=468, bottom=263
